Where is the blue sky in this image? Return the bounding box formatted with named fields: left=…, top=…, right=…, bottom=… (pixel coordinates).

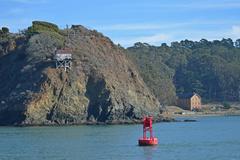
left=1, top=0, right=240, bottom=47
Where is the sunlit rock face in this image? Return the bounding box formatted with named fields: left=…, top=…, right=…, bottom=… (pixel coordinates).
left=0, top=22, right=162, bottom=125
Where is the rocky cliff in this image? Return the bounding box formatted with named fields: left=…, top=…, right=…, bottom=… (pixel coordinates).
left=0, top=22, right=162, bottom=125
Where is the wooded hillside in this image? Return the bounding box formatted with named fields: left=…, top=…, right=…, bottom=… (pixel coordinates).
left=127, top=39, right=240, bottom=104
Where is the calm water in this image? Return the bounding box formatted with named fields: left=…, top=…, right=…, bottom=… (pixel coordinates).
left=0, top=116, right=240, bottom=160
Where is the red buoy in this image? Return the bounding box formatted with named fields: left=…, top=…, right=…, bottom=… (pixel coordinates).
left=138, top=116, right=158, bottom=146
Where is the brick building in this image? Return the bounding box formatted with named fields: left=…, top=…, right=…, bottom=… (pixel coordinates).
left=177, top=93, right=202, bottom=111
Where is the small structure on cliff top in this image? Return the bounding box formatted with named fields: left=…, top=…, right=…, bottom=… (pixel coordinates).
left=54, top=48, right=72, bottom=71
left=177, top=92, right=202, bottom=111
left=54, top=25, right=73, bottom=71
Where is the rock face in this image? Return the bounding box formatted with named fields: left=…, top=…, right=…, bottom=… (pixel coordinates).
left=0, top=22, right=161, bottom=125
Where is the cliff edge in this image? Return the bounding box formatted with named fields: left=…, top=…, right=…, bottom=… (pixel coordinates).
left=0, top=22, right=162, bottom=125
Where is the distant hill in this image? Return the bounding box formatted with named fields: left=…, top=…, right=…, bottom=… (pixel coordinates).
left=127, top=39, right=240, bottom=104
left=0, top=21, right=161, bottom=125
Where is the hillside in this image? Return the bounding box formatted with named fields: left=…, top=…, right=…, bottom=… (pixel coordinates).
left=0, top=21, right=162, bottom=125
left=127, top=39, right=240, bottom=104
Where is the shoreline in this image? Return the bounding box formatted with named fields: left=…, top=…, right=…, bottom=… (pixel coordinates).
left=172, top=112, right=240, bottom=118
left=0, top=116, right=175, bottom=127
left=165, top=104, right=240, bottom=119
left=1, top=112, right=239, bottom=127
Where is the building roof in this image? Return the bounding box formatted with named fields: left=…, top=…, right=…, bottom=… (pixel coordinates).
left=178, top=92, right=200, bottom=99
left=54, top=48, right=72, bottom=60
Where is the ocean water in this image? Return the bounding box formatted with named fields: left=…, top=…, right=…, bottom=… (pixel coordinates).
left=0, top=116, right=239, bottom=160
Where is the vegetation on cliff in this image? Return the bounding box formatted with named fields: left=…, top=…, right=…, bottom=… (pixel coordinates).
left=127, top=43, right=176, bottom=105
left=127, top=39, right=240, bottom=104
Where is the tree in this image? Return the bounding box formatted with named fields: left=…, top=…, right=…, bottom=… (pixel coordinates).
left=161, top=43, right=168, bottom=47
left=127, top=38, right=240, bottom=102
left=235, top=39, right=240, bottom=48
left=180, top=39, right=195, bottom=49
left=221, top=38, right=234, bottom=48
left=1, top=27, right=9, bottom=34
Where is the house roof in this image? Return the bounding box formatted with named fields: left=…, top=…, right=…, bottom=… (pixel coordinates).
left=178, top=92, right=200, bottom=99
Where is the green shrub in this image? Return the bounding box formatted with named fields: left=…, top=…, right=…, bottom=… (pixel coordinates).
left=27, top=21, right=60, bottom=35
left=25, top=21, right=65, bottom=47
left=2, top=27, right=9, bottom=34
left=222, top=102, right=231, bottom=109
left=26, top=32, right=64, bottom=62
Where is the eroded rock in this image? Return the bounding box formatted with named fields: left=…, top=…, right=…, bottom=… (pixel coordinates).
left=0, top=22, right=162, bottom=125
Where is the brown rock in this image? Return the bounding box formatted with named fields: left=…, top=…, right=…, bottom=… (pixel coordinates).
left=0, top=23, right=162, bottom=125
